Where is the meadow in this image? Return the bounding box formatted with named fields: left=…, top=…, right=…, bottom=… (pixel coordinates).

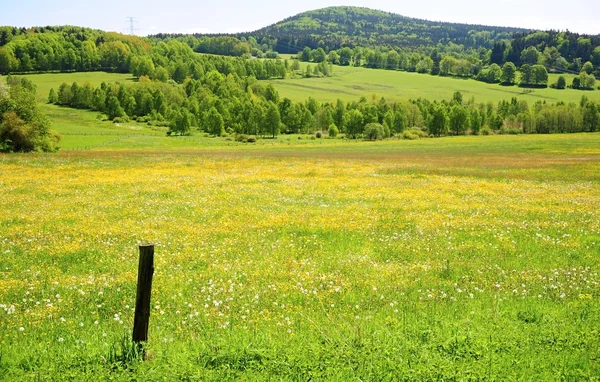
left=1, top=71, right=600, bottom=379
left=1, top=132, right=600, bottom=380
left=268, top=61, right=600, bottom=104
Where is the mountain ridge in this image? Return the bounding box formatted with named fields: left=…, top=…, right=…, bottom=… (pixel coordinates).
left=227, top=6, right=532, bottom=53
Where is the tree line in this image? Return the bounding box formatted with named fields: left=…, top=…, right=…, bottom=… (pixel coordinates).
left=49, top=66, right=600, bottom=140
left=296, top=46, right=597, bottom=91
left=0, top=27, right=291, bottom=83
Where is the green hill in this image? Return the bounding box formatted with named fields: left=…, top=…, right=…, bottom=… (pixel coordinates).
left=238, top=6, right=528, bottom=53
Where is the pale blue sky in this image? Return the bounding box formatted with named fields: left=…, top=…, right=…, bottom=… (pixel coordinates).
left=1, top=0, right=599, bottom=36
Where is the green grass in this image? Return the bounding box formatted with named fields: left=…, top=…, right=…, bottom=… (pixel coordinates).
left=37, top=103, right=166, bottom=150
left=1, top=134, right=599, bottom=379
left=1, top=73, right=168, bottom=149
left=23, top=71, right=135, bottom=103
left=2, top=70, right=600, bottom=379
left=268, top=64, right=600, bottom=104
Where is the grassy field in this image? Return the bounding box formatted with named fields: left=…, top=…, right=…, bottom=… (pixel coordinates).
left=2, top=71, right=600, bottom=379
left=23, top=72, right=136, bottom=103
left=267, top=63, right=600, bottom=104
left=1, top=134, right=600, bottom=380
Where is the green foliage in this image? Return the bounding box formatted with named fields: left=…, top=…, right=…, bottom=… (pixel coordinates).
left=328, top=123, right=339, bottom=138
left=519, top=64, right=548, bottom=88
left=130, top=56, right=155, bottom=78
left=0, top=77, right=60, bottom=152
left=582, top=102, right=599, bottom=132
left=344, top=109, right=364, bottom=139
left=0, top=111, right=36, bottom=152
left=206, top=107, right=225, bottom=136
left=170, top=109, right=192, bottom=136
left=520, top=46, right=542, bottom=65
left=554, top=76, right=567, bottom=90
left=265, top=102, right=280, bottom=138
left=401, top=128, right=426, bottom=140
left=190, top=35, right=251, bottom=57
left=576, top=72, right=596, bottom=90
left=29, top=69, right=600, bottom=149
left=501, top=62, right=517, bottom=85
left=106, top=96, right=125, bottom=120
left=449, top=105, right=470, bottom=135
left=427, top=105, right=448, bottom=137
left=234, top=133, right=257, bottom=143
left=47, top=88, right=57, bottom=104
left=480, top=126, right=493, bottom=135
left=310, top=48, right=327, bottom=63
left=477, top=63, right=502, bottom=84
left=439, top=56, right=472, bottom=77
left=153, top=66, right=169, bottom=82
left=364, top=122, right=384, bottom=141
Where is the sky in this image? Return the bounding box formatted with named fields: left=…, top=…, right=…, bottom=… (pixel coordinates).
left=1, top=0, right=599, bottom=36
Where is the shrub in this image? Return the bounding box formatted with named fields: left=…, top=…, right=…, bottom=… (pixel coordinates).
left=401, top=128, right=427, bottom=140
left=235, top=134, right=249, bottom=142
left=402, top=130, right=420, bottom=140
left=234, top=134, right=256, bottom=143
left=382, top=122, right=391, bottom=138
left=0, top=112, right=35, bottom=152
left=315, top=131, right=323, bottom=139
left=48, top=88, right=58, bottom=104
left=480, top=126, right=493, bottom=135
left=112, top=117, right=129, bottom=124
left=554, top=76, right=567, bottom=90
left=0, top=112, right=60, bottom=153
left=328, top=123, right=339, bottom=138
left=364, top=123, right=384, bottom=141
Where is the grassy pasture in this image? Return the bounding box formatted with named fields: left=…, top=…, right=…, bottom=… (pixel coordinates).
left=1, top=70, right=600, bottom=379
left=6, top=72, right=165, bottom=150
left=267, top=63, right=600, bottom=104
left=1, top=134, right=600, bottom=379
left=23, top=72, right=135, bottom=103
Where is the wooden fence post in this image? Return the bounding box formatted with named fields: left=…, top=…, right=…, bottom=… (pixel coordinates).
left=133, top=244, right=155, bottom=356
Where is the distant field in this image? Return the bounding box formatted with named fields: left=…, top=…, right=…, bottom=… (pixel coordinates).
left=268, top=63, right=600, bottom=104
left=23, top=71, right=135, bottom=103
